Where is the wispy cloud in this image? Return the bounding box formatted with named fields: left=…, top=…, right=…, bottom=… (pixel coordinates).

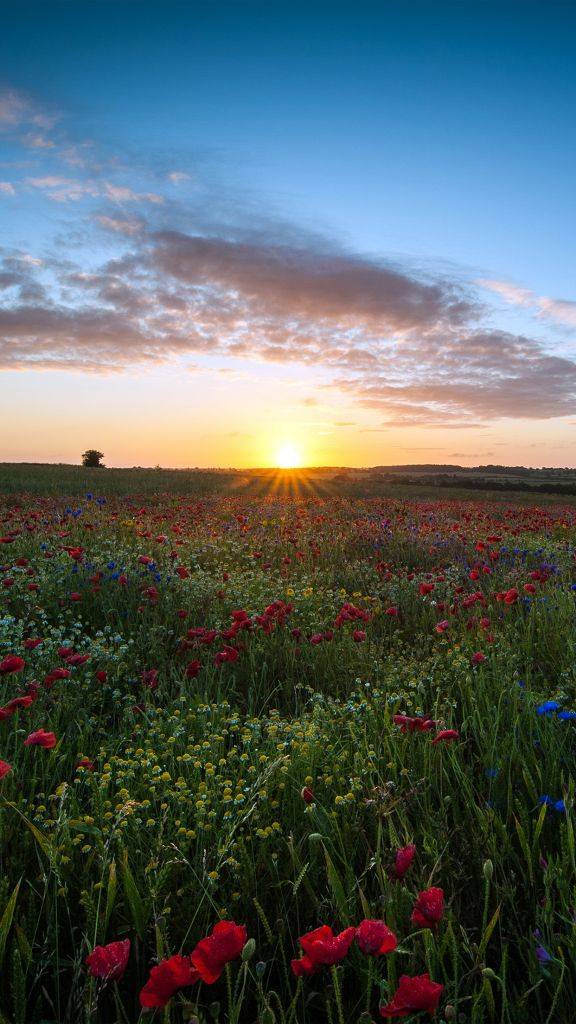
left=479, top=277, right=576, bottom=330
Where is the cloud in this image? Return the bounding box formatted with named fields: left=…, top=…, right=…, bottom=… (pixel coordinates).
left=0, top=87, right=59, bottom=133
left=537, top=297, right=576, bottom=328
left=27, top=176, right=100, bottom=202
left=2, top=229, right=576, bottom=426
left=95, top=214, right=144, bottom=236
left=168, top=171, right=190, bottom=184
left=479, top=277, right=576, bottom=330
left=0, top=182, right=16, bottom=196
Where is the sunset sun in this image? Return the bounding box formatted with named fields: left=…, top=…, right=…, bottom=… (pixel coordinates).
left=275, top=442, right=302, bottom=469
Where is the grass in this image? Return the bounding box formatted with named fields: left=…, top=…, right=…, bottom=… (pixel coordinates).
left=0, top=468, right=575, bottom=1022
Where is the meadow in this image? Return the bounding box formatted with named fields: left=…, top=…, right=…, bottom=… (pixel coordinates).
left=1, top=468, right=576, bottom=1023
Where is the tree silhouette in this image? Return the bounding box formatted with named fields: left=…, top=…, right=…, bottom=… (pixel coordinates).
left=82, top=450, right=105, bottom=468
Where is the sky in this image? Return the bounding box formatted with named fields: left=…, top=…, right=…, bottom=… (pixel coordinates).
left=1, top=0, right=576, bottom=469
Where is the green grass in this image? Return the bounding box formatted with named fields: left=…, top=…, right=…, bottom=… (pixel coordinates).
left=0, top=473, right=575, bottom=1022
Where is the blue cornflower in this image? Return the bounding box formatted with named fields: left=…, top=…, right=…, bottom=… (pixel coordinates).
left=107, top=562, right=116, bottom=570
left=537, top=701, right=561, bottom=716
left=558, top=710, right=576, bottom=721
left=539, top=795, right=565, bottom=813
left=534, top=930, right=552, bottom=964
left=485, top=767, right=499, bottom=779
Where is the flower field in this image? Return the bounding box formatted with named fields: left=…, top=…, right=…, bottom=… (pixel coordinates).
left=1, top=487, right=576, bottom=1023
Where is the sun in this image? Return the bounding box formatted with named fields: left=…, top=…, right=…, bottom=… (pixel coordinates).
left=275, top=442, right=302, bottom=469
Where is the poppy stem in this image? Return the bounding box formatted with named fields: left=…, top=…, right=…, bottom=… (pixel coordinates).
left=330, top=964, right=345, bottom=1024
left=365, top=957, right=373, bottom=1011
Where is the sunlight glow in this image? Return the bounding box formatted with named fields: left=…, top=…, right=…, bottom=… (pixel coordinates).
left=275, top=442, right=302, bottom=469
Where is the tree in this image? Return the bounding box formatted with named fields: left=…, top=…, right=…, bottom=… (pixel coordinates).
left=82, top=450, right=105, bottom=468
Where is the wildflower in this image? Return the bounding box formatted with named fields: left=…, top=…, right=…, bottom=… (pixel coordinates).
left=0, top=760, right=12, bottom=779
left=432, top=729, right=459, bottom=744
left=141, top=669, right=159, bottom=690
left=190, top=920, right=247, bottom=983
left=411, top=887, right=445, bottom=929
left=393, top=714, right=436, bottom=734
left=291, top=925, right=356, bottom=974
left=301, top=786, right=315, bottom=804
left=140, top=954, right=199, bottom=1008
left=534, top=931, right=552, bottom=964
left=86, top=939, right=130, bottom=981
left=353, top=629, right=366, bottom=642
left=537, top=701, right=561, bottom=716
left=185, top=660, right=201, bottom=678
left=392, top=843, right=416, bottom=879
left=24, top=729, right=57, bottom=749
left=471, top=651, right=487, bottom=664
left=356, top=919, right=398, bottom=956
left=0, top=655, right=25, bottom=675
left=380, top=973, right=444, bottom=1018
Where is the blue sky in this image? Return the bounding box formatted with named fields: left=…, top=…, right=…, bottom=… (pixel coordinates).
left=1, top=1, right=576, bottom=467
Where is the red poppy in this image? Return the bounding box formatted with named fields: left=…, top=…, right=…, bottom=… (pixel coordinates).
left=392, top=843, right=416, bottom=879
left=0, top=655, right=25, bottom=675
left=65, top=653, right=90, bottom=667
left=353, top=629, right=366, bottom=642
left=0, top=760, right=12, bottom=779
left=190, top=920, right=247, bottom=984
left=301, top=786, right=315, bottom=804
left=434, top=620, right=449, bottom=634
left=77, top=757, right=95, bottom=771
left=185, top=660, right=201, bottom=678
left=140, top=954, right=199, bottom=1008
left=295, top=925, right=356, bottom=971
left=86, top=938, right=130, bottom=981
left=4, top=696, right=33, bottom=712
left=291, top=954, right=316, bottom=976
left=411, top=887, right=445, bottom=929
left=356, top=919, right=398, bottom=956
left=393, top=714, right=436, bottom=734
left=24, top=729, right=57, bottom=749
left=380, top=973, right=444, bottom=1018
left=385, top=606, right=399, bottom=616
left=141, top=668, right=159, bottom=690
left=471, top=651, right=486, bottom=664
left=44, top=667, right=71, bottom=688
left=432, top=729, right=459, bottom=745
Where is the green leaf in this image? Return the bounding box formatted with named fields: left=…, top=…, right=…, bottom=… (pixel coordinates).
left=119, top=851, right=147, bottom=939
left=0, top=878, right=21, bottom=970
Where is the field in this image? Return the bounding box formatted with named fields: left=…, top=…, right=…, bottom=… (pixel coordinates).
left=1, top=468, right=576, bottom=1023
